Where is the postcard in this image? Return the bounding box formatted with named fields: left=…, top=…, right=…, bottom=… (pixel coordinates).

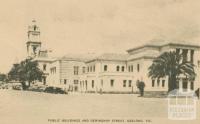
left=0, top=0, right=199, bottom=124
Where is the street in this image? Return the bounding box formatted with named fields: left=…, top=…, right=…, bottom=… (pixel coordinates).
left=0, top=90, right=199, bottom=124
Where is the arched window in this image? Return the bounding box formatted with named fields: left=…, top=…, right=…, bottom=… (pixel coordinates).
left=116, top=66, right=120, bottom=71
left=121, top=66, right=125, bottom=72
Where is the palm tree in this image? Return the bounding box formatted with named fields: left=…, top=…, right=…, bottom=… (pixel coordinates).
left=148, top=51, right=195, bottom=92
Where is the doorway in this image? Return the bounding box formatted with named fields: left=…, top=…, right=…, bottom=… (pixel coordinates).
left=182, top=79, right=188, bottom=91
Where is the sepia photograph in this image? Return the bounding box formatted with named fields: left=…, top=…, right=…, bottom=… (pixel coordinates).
left=0, top=0, right=200, bottom=124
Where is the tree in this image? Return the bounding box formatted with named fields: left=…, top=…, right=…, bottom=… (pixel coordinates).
left=136, top=80, right=145, bottom=96
left=8, top=58, right=43, bottom=90
left=0, top=73, right=7, bottom=82
left=148, top=51, right=195, bottom=92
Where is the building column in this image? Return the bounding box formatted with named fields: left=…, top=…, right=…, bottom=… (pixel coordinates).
left=188, top=50, right=191, bottom=62
left=191, top=50, right=194, bottom=63
left=83, top=81, right=85, bottom=92
left=187, top=81, right=190, bottom=91
left=180, top=49, right=183, bottom=63
left=179, top=78, right=183, bottom=92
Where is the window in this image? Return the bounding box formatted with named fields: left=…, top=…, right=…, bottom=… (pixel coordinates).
left=128, top=65, right=133, bottom=72
left=104, top=65, right=107, bottom=71
left=64, top=79, right=67, bottom=84
left=74, top=80, right=79, bottom=84
left=33, top=25, right=37, bottom=31
left=128, top=66, right=130, bottom=72
left=182, top=49, right=188, bottom=62
left=116, top=66, right=120, bottom=71
left=74, top=66, right=79, bottom=75
left=85, top=80, right=87, bottom=90
left=129, top=80, right=132, bottom=87
left=110, top=80, right=114, bottom=87
left=50, top=67, right=56, bottom=74
left=92, top=80, right=94, bottom=88
left=82, top=67, right=86, bottom=73
left=121, top=66, right=125, bottom=72
left=162, top=80, right=165, bottom=87
left=43, top=64, right=46, bottom=71
left=90, top=66, right=92, bottom=72
left=80, top=81, right=82, bottom=87
left=157, top=79, right=160, bottom=86
left=123, top=80, right=126, bottom=87
left=137, top=64, right=140, bottom=72
left=152, top=80, right=155, bottom=87
left=191, top=81, right=194, bottom=90
left=87, top=66, right=89, bottom=72
left=131, top=65, right=133, bottom=72
left=43, top=77, right=46, bottom=85
left=93, top=65, right=95, bottom=72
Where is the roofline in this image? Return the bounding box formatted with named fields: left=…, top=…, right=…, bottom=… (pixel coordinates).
left=85, top=58, right=127, bottom=63
left=164, top=43, right=200, bottom=49
left=86, top=56, right=156, bottom=63
left=126, top=42, right=200, bottom=53
left=126, top=45, right=159, bottom=53
left=51, top=58, right=87, bottom=63
left=128, top=56, right=156, bottom=61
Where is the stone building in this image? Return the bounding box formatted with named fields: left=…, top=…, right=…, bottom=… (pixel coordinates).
left=25, top=21, right=200, bottom=93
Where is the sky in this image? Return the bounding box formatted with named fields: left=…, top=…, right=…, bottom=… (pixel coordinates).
left=0, top=0, right=200, bottom=73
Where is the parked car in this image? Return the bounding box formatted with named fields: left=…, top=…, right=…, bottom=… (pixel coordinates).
left=0, top=84, right=12, bottom=90
left=28, top=85, right=47, bottom=92
left=54, top=87, right=67, bottom=94
left=44, top=86, right=67, bottom=94
left=44, top=86, right=54, bottom=93
left=37, top=86, right=47, bottom=92
left=12, top=85, right=22, bottom=90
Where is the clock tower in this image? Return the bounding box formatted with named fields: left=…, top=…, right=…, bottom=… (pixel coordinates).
left=26, top=20, right=41, bottom=58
